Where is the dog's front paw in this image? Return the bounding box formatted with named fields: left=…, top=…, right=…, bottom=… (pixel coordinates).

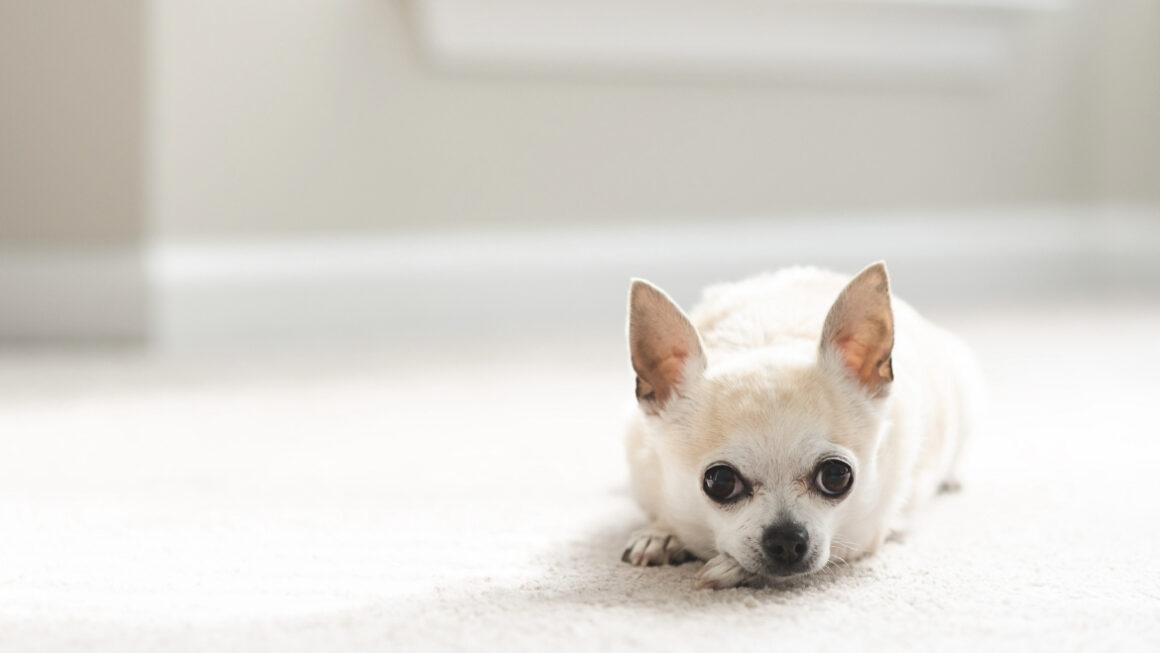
left=622, top=526, right=691, bottom=567
left=695, top=553, right=760, bottom=590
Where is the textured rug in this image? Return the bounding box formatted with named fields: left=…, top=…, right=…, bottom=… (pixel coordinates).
left=2, top=304, right=1158, bottom=651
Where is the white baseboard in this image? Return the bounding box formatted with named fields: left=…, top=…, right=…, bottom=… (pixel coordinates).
left=0, top=245, right=147, bottom=343
left=3, top=207, right=1155, bottom=349
left=148, top=206, right=1160, bottom=351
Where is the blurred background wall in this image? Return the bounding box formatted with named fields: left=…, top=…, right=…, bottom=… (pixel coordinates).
left=149, top=0, right=1156, bottom=239
left=1087, top=0, right=1160, bottom=203
left=0, top=0, right=146, bottom=340
left=1, top=0, right=1157, bottom=347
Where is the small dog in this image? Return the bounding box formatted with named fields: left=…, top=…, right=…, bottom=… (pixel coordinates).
left=621, top=262, right=981, bottom=589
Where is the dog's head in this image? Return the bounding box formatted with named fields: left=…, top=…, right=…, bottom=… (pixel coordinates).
left=628, top=263, right=894, bottom=579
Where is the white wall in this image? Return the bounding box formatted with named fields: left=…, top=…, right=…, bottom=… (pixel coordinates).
left=0, top=1, right=144, bottom=246
left=150, top=0, right=1109, bottom=240
left=1, top=0, right=1155, bottom=344
left=1085, top=0, right=1160, bottom=204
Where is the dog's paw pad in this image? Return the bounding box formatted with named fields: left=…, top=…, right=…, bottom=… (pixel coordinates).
left=695, top=553, right=757, bottom=590
left=622, top=530, right=690, bottom=567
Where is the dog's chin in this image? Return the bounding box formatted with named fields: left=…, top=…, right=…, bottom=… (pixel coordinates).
left=757, top=553, right=827, bottom=583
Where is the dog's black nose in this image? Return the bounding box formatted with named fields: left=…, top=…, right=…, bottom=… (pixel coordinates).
left=762, top=523, right=810, bottom=568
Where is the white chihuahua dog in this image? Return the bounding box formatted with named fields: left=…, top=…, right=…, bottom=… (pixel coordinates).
left=622, top=262, right=981, bottom=589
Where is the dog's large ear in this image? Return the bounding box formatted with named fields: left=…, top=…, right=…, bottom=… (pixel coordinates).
left=819, top=262, right=894, bottom=398
left=628, top=280, right=706, bottom=414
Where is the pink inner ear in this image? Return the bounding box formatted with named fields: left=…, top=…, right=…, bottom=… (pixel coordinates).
left=645, top=347, right=690, bottom=404
left=836, top=335, right=872, bottom=375
left=629, top=280, right=704, bottom=408
left=834, top=325, right=893, bottom=393
left=821, top=264, right=894, bottom=396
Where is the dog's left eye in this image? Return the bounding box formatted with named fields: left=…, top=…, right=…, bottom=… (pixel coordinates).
left=815, top=459, right=853, bottom=497
left=703, top=465, right=745, bottom=503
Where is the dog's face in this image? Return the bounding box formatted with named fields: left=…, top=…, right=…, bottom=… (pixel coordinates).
left=628, top=264, right=894, bottom=580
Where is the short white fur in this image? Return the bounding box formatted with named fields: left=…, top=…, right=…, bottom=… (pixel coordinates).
left=622, top=263, right=982, bottom=589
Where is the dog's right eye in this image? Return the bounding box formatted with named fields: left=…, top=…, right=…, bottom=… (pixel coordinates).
left=703, top=465, right=745, bottom=503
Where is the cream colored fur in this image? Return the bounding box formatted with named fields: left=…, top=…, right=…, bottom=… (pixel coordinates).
left=623, top=264, right=982, bottom=589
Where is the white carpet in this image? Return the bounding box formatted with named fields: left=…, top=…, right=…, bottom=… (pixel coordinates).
left=2, top=304, right=1159, bottom=651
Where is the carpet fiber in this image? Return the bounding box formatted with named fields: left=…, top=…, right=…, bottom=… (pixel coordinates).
left=2, top=305, right=1158, bottom=651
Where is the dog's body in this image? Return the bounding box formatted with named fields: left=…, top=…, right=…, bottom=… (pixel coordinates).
left=623, top=264, right=981, bottom=589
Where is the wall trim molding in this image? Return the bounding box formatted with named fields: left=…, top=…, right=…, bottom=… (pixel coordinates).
left=0, top=245, right=146, bottom=343
left=4, top=207, right=1153, bottom=348
left=147, top=206, right=1159, bottom=350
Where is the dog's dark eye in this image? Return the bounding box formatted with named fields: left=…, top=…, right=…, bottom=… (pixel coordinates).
left=815, top=460, right=853, bottom=497
left=703, top=465, right=745, bottom=503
